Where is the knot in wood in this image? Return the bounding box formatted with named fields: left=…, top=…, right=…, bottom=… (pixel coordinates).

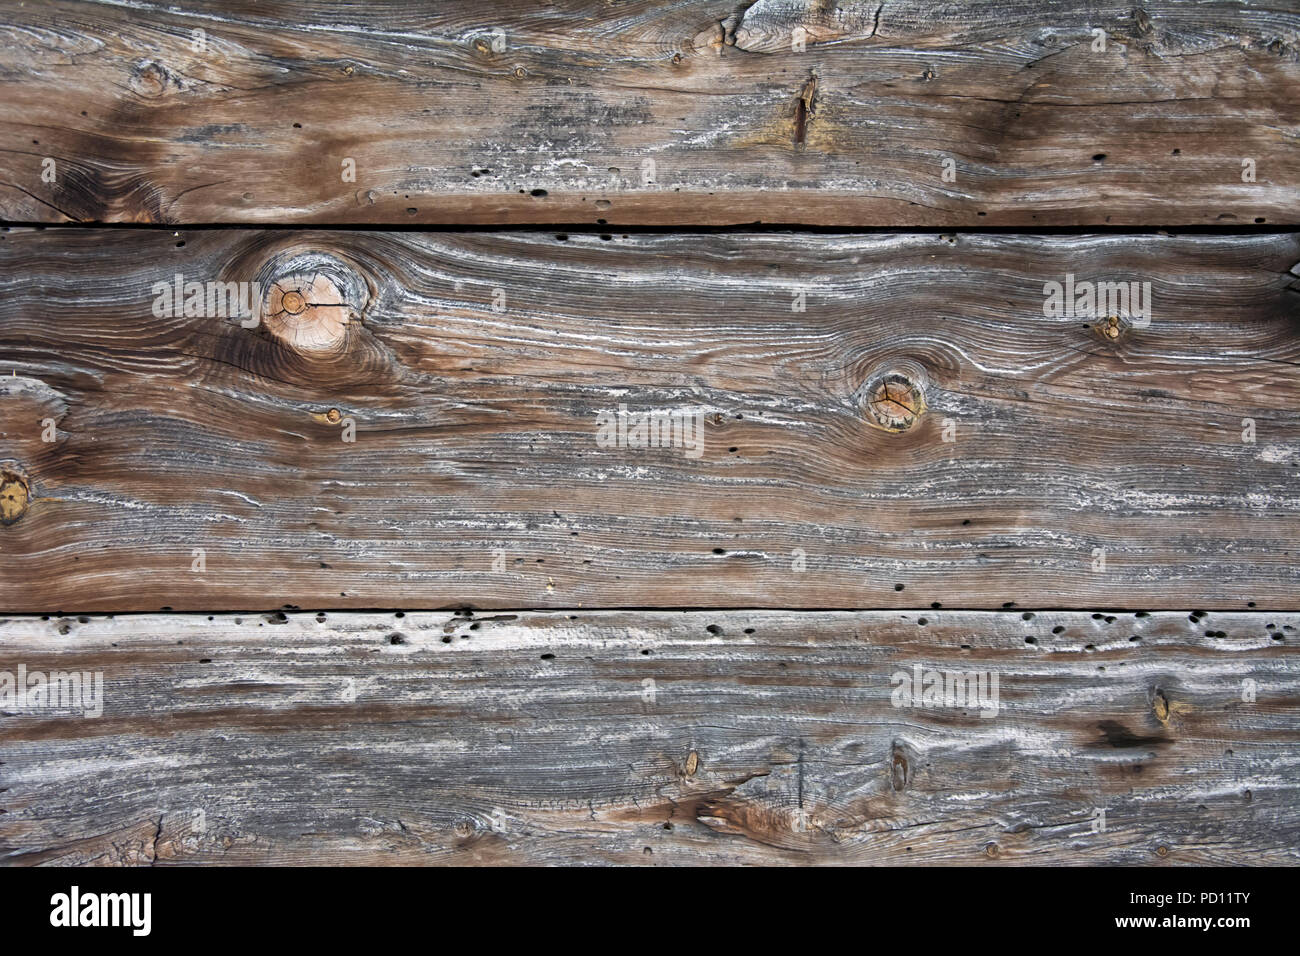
left=453, top=819, right=477, bottom=839
left=1152, top=689, right=1170, bottom=723
left=890, top=742, right=909, bottom=792
left=280, top=290, right=307, bottom=315
left=255, top=251, right=368, bottom=357
left=263, top=272, right=351, bottom=354
left=128, top=61, right=170, bottom=98
left=867, top=372, right=925, bottom=432
left=0, top=462, right=31, bottom=525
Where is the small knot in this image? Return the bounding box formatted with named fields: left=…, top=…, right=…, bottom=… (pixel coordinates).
left=0, top=462, right=30, bottom=525
left=890, top=742, right=910, bottom=792
left=128, top=60, right=171, bottom=98
left=1153, top=688, right=1170, bottom=723
left=866, top=370, right=925, bottom=432
left=453, top=819, right=477, bottom=839
left=280, top=290, right=307, bottom=315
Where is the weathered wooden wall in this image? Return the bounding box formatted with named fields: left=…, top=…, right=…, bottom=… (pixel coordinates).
left=1, top=0, right=1298, bottom=869
left=1, top=0, right=1296, bottom=225
left=1, top=610, right=1296, bottom=865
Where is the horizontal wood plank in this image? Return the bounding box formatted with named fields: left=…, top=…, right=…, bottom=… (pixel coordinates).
left=1, top=0, right=1297, bottom=226
left=2, top=227, right=1299, bottom=611
left=1, top=609, right=1296, bottom=865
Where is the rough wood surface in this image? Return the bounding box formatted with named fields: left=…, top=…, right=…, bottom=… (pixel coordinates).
left=0, top=610, right=1295, bottom=865
left=3, top=227, right=1299, bottom=611
left=1, top=0, right=1296, bottom=226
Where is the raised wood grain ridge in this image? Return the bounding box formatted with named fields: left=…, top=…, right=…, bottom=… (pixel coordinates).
left=1, top=0, right=1297, bottom=226
left=2, top=227, right=1299, bottom=611
left=1, top=610, right=1295, bottom=865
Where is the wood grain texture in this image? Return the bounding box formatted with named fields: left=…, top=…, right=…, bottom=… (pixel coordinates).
left=3, top=227, right=1300, bottom=611
left=1, top=609, right=1295, bottom=865
left=1, top=0, right=1297, bottom=226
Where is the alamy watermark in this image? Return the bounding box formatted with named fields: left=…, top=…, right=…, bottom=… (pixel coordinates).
left=50, top=886, right=150, bottom=936
left=1043, top=273, right=1151, bottom=328
left=0, top=664, right=103, bottom=718
left=595, top=404, right=705, bottom=459
left=151, top=274, right=263, bottom=326
left=891, top=663, right=999, bottom=718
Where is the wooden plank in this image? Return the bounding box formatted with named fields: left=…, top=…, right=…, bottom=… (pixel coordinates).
left=3, top=227, right=1299, bottom=611
left=1, top=0, right=1296, bottom=226
left=1, top=609, right=1296, bottom=865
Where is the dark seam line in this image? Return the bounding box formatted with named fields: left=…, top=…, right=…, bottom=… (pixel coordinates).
left=4, top=605, right=1285, bottom=618
left=1, top=220, right=1295, bottom=237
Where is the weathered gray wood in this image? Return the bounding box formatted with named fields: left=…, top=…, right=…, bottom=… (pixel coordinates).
left=2, top=227, right=1299, bottom=611
left=1, top=0, right=1296, bottom=226
left=1, top=610, right=1296, bottom=865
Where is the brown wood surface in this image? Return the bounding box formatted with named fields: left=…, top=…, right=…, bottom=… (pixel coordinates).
left=1, top=609, right=1295, bottom=865
left=3, top=227, right=1299, bottom=611
left=1, top=0, right=1296, bottom=226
